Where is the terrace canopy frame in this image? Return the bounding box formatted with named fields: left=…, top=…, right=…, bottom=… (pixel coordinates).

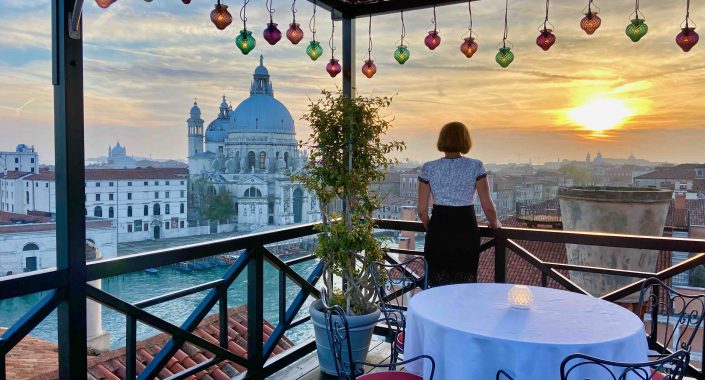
left=46, top=0, right=478, bottom=378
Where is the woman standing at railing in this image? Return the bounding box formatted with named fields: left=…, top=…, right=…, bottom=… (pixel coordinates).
left=418, top=121, right=501, bottom=287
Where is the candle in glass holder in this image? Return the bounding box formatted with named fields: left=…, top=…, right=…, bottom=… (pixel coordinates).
left=508, top=285, right=533, bottom=309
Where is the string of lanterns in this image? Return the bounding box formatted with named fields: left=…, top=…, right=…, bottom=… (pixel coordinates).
left=96, top=0, right=699, bottom=73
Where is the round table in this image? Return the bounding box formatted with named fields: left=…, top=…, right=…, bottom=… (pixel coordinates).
left=404, top=284, right=648, bottom=380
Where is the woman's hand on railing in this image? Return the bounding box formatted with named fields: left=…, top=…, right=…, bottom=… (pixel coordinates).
left=490, top=220, right=502, bottom=229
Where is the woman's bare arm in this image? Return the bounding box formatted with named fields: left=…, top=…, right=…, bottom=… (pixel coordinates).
left=476, top=177, right=501, bottom=228
left=417, top=181, right=431, bottom=230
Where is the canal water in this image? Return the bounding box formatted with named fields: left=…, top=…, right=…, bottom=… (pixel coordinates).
left=0, top=255, right=319, bottom=349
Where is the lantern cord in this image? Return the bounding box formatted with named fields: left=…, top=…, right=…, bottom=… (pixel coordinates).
left=291, top=0, right=297, bottom=23
left=634, top=0, right=640, bottom=20
left=329, top=18, right=336, bottom=58
left=240, top=0, right=249, bottom=28
left=543, top=0, right=550, bottom=29
left=309, top=0, right=318, bottom=38
left=400, top=9, right=406, bottom=43
left=367, top=14, right=373, bottom=58
left=467, top=1, right=473, bottom=32
left=685, top=0, right=690, bottom=28
left=503, top=0, right=509, bottom=47
left=266, top=0, right=275, bottom=23
left=432, top=5, right=438, bottom=32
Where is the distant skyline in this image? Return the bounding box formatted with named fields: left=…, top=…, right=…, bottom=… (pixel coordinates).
left=1, top=0, right=704, bottom=165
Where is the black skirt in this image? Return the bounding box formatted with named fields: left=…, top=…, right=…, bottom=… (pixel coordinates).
left=423, top=204, right=481, bottom=287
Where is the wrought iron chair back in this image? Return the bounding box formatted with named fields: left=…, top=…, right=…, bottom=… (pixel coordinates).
left=637, top=277, right=705, bottom=354
left=560, top=350, right=690, bottom=380
left=369, top=257, right=428, bottom=327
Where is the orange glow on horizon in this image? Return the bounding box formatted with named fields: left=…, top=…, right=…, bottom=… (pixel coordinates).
left=567, top=98, right=635, bottom=136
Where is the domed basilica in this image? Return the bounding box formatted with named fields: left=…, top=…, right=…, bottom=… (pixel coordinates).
left=187, top=56, right=319, bottom=230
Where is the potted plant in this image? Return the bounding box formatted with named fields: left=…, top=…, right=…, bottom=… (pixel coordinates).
left=294, top=89, right=404, bottom=375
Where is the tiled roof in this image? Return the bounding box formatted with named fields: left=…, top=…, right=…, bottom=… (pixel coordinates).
left=689, top=199, right=705, bottom=226
left=0, top=171, right=31, bottom=180
left=18, top=168, right=189, bottom=182
left=635, top=164, right=702, bottom=180
left=0, top=212, right=51, bottom=225
left=30, top=305, right=292, bottom=380
left=0, top=328, right=59, bottom=380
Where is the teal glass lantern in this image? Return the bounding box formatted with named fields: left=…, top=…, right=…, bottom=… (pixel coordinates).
left=625, top=19, right=648, bottom=42
left=495, top=47, right=514, bottom=68
left=235, top=29, right=256, bottom=55
left=394, top=45, right=410, bottom=64
left=306, top=40, right=323, bottom=61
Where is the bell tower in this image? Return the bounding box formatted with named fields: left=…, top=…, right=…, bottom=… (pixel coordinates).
left=188, top=100, right=204, bottom=157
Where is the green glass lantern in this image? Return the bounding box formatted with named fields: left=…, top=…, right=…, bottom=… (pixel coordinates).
left=625, top=19, right=648, bottom=42
left=306, top=40, right=323, bottom=61
left=495, top=47, right=514, bottom=68
left=394, top=44, right=410, bottom=64
left=235, top=29, right=256, bottom=55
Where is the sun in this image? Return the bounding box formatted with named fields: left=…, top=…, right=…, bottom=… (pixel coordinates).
left=568, top=98, right=634, bottom=133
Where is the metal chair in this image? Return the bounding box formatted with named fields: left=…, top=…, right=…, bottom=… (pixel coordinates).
left=637, top=277, right=705, bottom=356
left=496, top=369, right=515, bottom=379
left=369, top=256, right=428, bottom=367
left=560, top=350, right=690, bottom=380
left=321, top=287, right=436, bottom=380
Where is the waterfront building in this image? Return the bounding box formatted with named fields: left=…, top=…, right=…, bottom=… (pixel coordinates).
left=187, top=56, right=320, bottom=230
left=0, top=144, right=38, bottom=174
left=0, top=167, right=189, bottom=241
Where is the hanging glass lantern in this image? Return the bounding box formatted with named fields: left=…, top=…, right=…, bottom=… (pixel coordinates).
left=394, top=45, right=411, bottom=64
left=580, top=0, right=601, bottom=35
left=264, top=23, right=282, bottom=45
left=326, top=58, right=342, bottom=77
left=676, top=28, right=699, bottom=51
left=536, top=28, right=556, bottom=51
left=306, top=40, right=323, bottom=60
left=460, top=37, right=478, bottom=58
left=676, top=0, right=699, bottom=52
left=425, top=31, right=441, bottom=50
left=287, top=23, right=304, bottom=44
left=425, top=6, right=442, bottom=50
left=95, top=0, right=116, bottom=8
left=495, top=47, right=514, bottom=68
left=362, top=59, right=377, bottom=78
left=182, top=0, right=191, bottom=4
left=626, top=19, right=648, bottom=42
left=211, top=1, right=232, bottom=30
left=236, top=30, right=256, bottom=54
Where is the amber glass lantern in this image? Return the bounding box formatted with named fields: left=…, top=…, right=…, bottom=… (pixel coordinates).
left=95, top=0, right=116, bottom=8
left=211, top=1, right=232, bottom=30
left=361, top=59, right=377, bottom=78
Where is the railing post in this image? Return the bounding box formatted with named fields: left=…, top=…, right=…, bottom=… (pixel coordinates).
left=495, top=238, right=507, bottom=283
left=247, top=246, right=265, bottom=378
left=53, top=0, right=88, bottom=378
left=219, top=292, right=228, bottom=348
left=279, top=270, right=286, bottom=327
left=342, top=14, right=356, bottom=98
left=126, top=315, right=137, bottom=379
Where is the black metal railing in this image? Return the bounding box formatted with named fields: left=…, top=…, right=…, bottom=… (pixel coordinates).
left=2, top=219, right=705, bottom=379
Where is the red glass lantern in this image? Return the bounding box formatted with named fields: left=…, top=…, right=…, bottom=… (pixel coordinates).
left=536, top=28, right=556, bottom=51
left=287, top=23, right=304, bottom=44
left=425, top=31, right=441, bottom=50
left=264, top=23, right=282, bottom=45
left=676, top=27, right=699, bottom=52
left=361, top=59, right=377, bottom=78
left=95, top=0, right=116, bottom=8
left=182, top=0, right=191, bottom=4
left=580, top=11, right=602, bottom=34
left=460, top=37, right=478, bottom=58
left=211, top=2, right=232, bottom=30
left=326, top=58, right=342, bottom=78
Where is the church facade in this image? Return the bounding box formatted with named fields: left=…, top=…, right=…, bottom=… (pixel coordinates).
left=187, top=56, right=319, bottom=231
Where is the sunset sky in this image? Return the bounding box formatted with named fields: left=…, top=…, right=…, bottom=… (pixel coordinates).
left=0, top=0, right=703, bottom=165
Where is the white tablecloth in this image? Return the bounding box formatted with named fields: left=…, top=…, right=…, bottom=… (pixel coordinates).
left=404, top=284, right=648, bottom=380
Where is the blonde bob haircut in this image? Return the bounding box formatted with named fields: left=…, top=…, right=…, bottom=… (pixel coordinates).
left=437, top=121, right=472, bottom=154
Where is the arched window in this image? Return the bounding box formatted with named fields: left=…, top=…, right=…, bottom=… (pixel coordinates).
left=284, top=152, right=289, bottom=168
left=127, top=206, right=133, bottom=217
left=94, top=206, right=102, bottom=217
left=207, top=185, right=216, bottom=196
left=165, top=204, right=170, bottom=215
left=108, top=207, right=114, bottom=218
left=259, top=151, right=266, bottom=170
left=22, top=243, right=39, bottom=251
left=248, top=151, right=256, bottom=171
left=153, top=204, right=161, bottom=216
left=144, top=205, right=149, bottom=216
left=180, top=203, right=185, bottom=213
left=244, top=187, right=262, bottom=197
left=26, top=191, right=29, bottom=204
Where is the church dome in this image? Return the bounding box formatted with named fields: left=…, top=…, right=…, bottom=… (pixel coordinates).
left=231, top=96, right=294, bottom=134
left=190, top=101, right=201, bottom=116
left=110, top=142, right=126, bottom=157
left=205, top=118, right=229, bottom=143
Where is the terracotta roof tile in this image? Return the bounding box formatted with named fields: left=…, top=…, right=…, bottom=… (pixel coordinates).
left=0, top=328, right=58, bottom=380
